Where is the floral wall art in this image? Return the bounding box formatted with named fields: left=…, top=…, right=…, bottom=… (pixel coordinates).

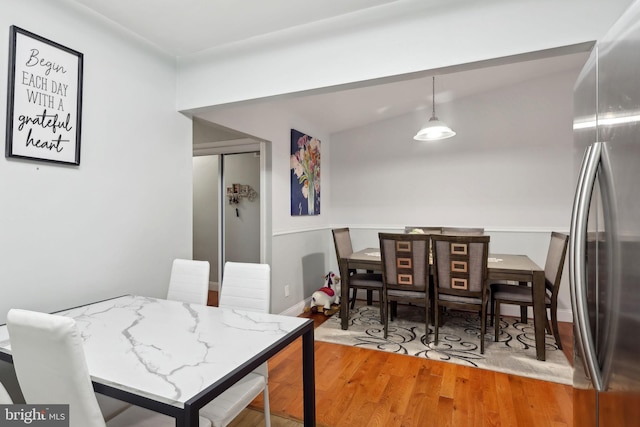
left=290, top=129, right=320, bottom=216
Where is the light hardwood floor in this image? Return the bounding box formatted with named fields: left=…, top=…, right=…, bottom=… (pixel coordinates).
left=209, top=292, right=574, bottom=427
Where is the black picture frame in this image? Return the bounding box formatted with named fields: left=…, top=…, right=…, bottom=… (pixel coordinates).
left=5, top=26, right=83, bottom=165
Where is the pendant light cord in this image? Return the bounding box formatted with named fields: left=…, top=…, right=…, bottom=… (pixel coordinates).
left=432, top=76, right=436, bottom=118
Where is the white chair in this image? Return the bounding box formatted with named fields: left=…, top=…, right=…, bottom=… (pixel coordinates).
left=167, top=258, right=211, bottom=305
left=198, top=261, right=272, bottom=427
left=218, top=262, right=270, bottom=313
left=6, top=308, right=211, bottom=427
left=3, top=308, right=130, bottom=421
left=165, top=259, right=271, bottom=427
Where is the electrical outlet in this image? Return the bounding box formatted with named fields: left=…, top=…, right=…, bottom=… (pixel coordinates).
left=284, top=285, right=290, bottom=297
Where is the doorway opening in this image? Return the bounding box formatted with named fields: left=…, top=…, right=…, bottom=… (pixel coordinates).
left=192, top=119, right=270, bottom=290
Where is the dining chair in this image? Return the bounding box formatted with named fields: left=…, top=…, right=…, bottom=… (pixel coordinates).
left=441, top=227, right=485, bottom=235
left=166, top=260, right=271, bottom=427
left=332, top=227, right=384, bottom=317
left=378, top=233, right=431, bottom=338
left=490, top=232, right=569, bottom=349
left=167, top=258, right=211, bottom=305
left=198, top=261, right=272, bottom=427
left=404, top=226, right=442, bottom=264
left=431, top=234, right=491, bottom=354
left=6, top=308, right=212, bottom=427
left=403, top=226, right=442, bottom=235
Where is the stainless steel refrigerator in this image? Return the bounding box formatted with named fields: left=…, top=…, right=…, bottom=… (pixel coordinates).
left=570, top=0, right=640, bottom=425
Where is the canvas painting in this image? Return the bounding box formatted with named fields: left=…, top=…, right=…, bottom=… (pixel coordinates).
left=290, top=129, right=320, bottom=216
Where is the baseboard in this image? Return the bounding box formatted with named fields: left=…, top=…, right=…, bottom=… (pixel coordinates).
left=276, top=296, right=574, bottom=324
left=279, top=297, right=312, bottom=316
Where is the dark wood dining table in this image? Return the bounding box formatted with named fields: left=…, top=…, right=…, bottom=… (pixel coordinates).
left=339, top=249, right=548, bottom=361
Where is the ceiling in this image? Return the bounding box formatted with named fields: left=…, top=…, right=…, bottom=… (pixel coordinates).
left=69, top=0, right=590, bottom=135
left=238, top=49, right=589, bottom=134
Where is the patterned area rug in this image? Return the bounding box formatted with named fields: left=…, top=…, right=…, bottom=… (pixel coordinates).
left=315, top=302, right=573, bottom=385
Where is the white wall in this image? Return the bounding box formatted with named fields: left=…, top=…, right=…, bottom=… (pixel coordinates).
left=1, top=0, right=618, bottom=319
left=0, top=0, right=193, bottom=321
left=176, top=0, right=631, bottom=111
left=330, top=69, right=578, bottom=229
left=178, top=0, right=632, bottom=316
left=328, top=69, right=578, bottom=320
left=195, top=61, right=580, bottom=319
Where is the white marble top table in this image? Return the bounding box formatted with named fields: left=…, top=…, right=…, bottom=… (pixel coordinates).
left=0, top=295, right=316, bottom=427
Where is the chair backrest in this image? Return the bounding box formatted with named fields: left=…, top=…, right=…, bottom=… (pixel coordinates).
left=219, top=262, right=271, bottom=313
left=332, top=228, right=354, bottom=260
left=332, top=227, right=357, bottom=279
left=403, top=226, right=442, bottom=235
left=544, top=232, right=569, bottom=298
left=378, top=233, right=430, bottom=291
left=442, top=227, right=485, bottom=235
left=167, top=258, right=211, bottom=305
left=7, top=309, right=106, bottom=427
left=432, top=234, right=490, bottom=298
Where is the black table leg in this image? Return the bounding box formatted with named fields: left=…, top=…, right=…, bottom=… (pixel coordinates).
left=302, top=326, right=316, bottom=426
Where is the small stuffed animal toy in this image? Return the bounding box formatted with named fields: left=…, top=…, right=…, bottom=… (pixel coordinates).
left=305, top=272, right=341, bottom=315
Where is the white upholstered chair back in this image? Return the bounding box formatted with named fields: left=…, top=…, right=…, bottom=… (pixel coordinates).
left=7, top=309, right=108, bottom=427
left=201, top=261, right=271, bottom=427
left=7, top=309, right=212, bottom=427
left=167, top=259, right=210, bottom=305
left=219, top=262, right=271, bottom=313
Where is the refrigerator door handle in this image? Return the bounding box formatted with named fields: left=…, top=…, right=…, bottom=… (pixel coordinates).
left=570, top=141, right=604, bottom=391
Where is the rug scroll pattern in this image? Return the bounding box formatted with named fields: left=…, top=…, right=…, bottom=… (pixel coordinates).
left=314, top=303, right=573, bottom=385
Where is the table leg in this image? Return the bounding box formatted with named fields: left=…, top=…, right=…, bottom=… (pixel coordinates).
left=340, top=260, right=349, bottom=330
left=302, top=327, right=316, bottom=427
left=182, top=404, right=196, bottom=427
left=366, top=270, right=374, bottom=305
left=532, top=270, right=546, bottom=361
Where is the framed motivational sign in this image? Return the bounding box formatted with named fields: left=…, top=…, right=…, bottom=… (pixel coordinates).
left=5, top=26, right=83, bottom=165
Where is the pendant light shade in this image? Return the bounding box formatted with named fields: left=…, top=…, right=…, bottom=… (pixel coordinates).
left=414, top=76, right=456, bottom=141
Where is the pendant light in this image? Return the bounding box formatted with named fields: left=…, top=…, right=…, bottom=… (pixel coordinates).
left=414, top=76, right=456, bottom=141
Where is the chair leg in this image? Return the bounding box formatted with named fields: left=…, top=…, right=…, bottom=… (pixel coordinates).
left=425, top=303, right=429, bottom=336
left=480, top=304, right=486, bottom=354
left=434, top=305, right=440, bottom=345
left=494, top=301, right=501, bottom=342
left=485, top=300, right=491, bottom=329
left=490, top=290, right=495, bottom=326
left=383, top=298, right=389, bottom=338
left=367, top=290, right=373, bottom=306
left=263, top=385, right=271, bottom=427
left=551, top=308, right=563, bottom=350
left=378, top=290, right=384, bottom=323
left=350, top=288, right=356, bottom=309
